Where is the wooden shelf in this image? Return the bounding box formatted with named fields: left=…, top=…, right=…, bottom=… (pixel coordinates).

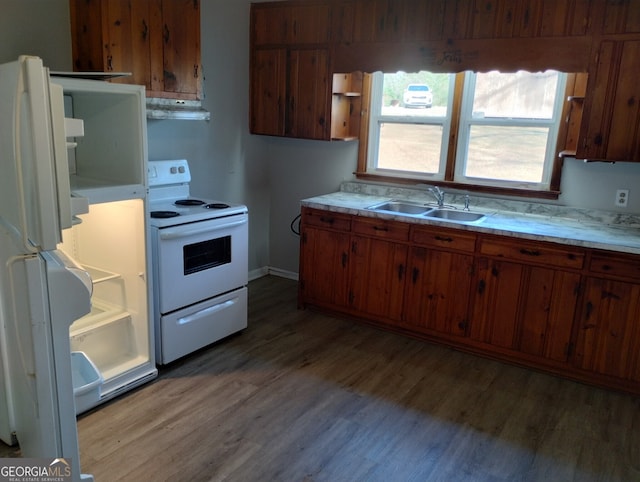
left=330, top=72, right=363, bottom=142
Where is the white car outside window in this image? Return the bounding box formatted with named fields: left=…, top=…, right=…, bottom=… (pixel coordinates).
left=403, top=84, right=433, bottom=108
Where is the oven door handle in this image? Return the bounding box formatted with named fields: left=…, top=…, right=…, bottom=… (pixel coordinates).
left=159, top=218, right=247, bottom=240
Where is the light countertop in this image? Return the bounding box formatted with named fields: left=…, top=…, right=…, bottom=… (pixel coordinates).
left=301, top=183, right=640, bottom=255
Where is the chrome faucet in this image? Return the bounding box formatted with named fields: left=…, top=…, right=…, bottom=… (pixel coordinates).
left=428, top=186, right=445, bottom=207
left=464, top=195, right=470, bottom=211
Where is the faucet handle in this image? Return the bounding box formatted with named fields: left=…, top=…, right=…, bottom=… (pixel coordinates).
left=463, top=195, right=470, bottom=211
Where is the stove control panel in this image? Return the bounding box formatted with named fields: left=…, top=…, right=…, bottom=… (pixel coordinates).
left=148, top=159, right=191, bottom=186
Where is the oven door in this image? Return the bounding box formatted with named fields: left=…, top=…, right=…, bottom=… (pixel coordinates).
left=155, top=213, right=248, bottom=314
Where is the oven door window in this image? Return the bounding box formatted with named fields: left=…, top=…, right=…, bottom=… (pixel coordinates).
left=183, top=235, right=231, bottom=275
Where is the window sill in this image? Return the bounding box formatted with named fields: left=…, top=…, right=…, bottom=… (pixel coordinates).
left=354, top=172, right=561, bottom=200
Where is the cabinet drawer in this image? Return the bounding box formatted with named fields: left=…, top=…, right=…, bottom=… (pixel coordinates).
left=302, top=208, right=351, bottom=231
left=479, top=238, right=585, bottom=269
left=411, top=226, right=476, bottom=252
left=589, top=252, right=640, bottom=281
left=352, top=217, right=409, bottom=241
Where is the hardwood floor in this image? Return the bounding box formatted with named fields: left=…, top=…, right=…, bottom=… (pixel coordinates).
left=2, top=275, right=640, bottom=481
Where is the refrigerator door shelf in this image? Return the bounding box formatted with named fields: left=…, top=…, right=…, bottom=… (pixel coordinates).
left=71, top=352, right=102, bottom=414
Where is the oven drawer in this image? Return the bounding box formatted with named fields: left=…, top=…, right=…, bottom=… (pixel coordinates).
left=158, top=287, right=247, bottom=364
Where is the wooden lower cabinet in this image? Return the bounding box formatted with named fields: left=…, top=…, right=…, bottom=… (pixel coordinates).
left=299, top=210, right=351, bottom=309
left=401, top=245, right=474, bottom=338
left=470, top=258, right=580, bottom=363
left=298, top=208, right=640, bottom=395
left=349, top=235, right=407, bottom=320
left=573, top=276, right=640, bottom=384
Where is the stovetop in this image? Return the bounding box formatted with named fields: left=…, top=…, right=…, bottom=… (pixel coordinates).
left=147, top=159, right=247, bottom=228
left=148, top=197, right=248, bottom=228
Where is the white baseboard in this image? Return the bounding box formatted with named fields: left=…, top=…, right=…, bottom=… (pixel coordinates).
left=248, top=267, right=298, bottom=281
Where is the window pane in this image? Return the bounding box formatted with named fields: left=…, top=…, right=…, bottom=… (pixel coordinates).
left=473, top=71, right=559, bottom=119
left=377, top=123, right=442, bottom=173
left=464, top=126, right=549, bottom=182
left=381, top=72, right=451, bottom=117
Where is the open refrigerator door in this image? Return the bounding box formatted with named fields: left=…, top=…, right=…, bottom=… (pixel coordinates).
left=0, top=55, right=94, bottom=481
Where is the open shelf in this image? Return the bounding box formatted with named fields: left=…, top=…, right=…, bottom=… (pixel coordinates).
left=331, top=72, right=363, bottom=141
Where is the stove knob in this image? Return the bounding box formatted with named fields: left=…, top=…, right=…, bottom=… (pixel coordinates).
left=170, top=167, right=177, bottom=174
left=178, top=166, right=185, bottom=173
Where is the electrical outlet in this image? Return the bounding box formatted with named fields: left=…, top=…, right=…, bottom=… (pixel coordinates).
left=616, top=189, right=630, bottom=208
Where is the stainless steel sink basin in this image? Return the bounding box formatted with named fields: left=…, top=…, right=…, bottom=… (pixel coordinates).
left=366, top=201, right=430, bottom=216
left=423, top=209, right=486, bottom=223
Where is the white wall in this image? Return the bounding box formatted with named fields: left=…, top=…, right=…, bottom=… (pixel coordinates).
left=0, top=0, right=72, bottom=69
left=3, top=0, right=640, bottom=277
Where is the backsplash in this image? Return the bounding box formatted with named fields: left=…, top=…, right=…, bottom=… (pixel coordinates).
left=340, top=181, right=640, bottom=228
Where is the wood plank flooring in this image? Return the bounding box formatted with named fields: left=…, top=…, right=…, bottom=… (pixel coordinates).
left=2, top=275, right=640, bottom=481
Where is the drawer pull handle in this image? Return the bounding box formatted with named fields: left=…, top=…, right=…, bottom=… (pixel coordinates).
left=373, top=226, right=389, bottom=232
left=319, top=216, right=334, bottom=225
left=435, top=235, right=453, bottom=243
left=520, top=248, right=541, bottom=256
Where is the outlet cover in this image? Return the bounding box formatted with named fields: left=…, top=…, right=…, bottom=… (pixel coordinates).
left=616, top=189, right=629, bottom=208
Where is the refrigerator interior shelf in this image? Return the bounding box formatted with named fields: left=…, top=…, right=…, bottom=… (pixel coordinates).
left=70, top=298, right=127, bottom=334
left=100, top=355, right=149, bottom=384
left=82, top=263, right=120, bottom=284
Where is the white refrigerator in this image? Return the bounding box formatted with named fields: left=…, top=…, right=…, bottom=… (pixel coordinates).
left=0, top=56, right=157, bottom=481
left=0, top=56, right=93, bottom=480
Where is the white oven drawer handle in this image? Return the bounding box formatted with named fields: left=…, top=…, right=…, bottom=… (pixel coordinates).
left=177, top=298, right=237, bottom=325
left=159, top=218, right=247, bottom=240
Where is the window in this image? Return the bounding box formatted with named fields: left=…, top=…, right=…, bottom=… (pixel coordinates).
left=363, top=70, right=568, bottom=196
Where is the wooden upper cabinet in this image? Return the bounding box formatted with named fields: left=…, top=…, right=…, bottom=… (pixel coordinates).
left=252, top=2, right=331, bottom=46
left=342, top=0, right=591, bottom=43
left=69, top=0, right=202, bottom=100
left=155, top=0, right=201, bottom=99
left=601, top=0, right=640, bottom=34
left=287, top=49, right=331, bottom=139
left=577, top=39, right=640, bottom=162
left=250, top=49, right=287, bottom=137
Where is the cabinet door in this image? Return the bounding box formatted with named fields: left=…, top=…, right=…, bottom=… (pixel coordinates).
left=70, top=0, right=155, bottom=87
left=250, top=49, right=287, bottom=136
left=299, top=226, right=350, bottom=309
left=155, top=0, right=201, bottom=99
left=577, top=39, right=640, bottom=162
left=349, top=236, right=407, bottom=321
left=470, top=258, right=579, bottom=362
left=287, top=49, right=330, bottom=140
left=573, top=278, right=640, bottom=382
left=252, top=3, right=331, bottom=46
left=402, top=246, right=474, bottom=338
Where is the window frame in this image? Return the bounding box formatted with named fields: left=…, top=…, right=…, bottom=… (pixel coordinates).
left=356, top=71, right=574, bottom=200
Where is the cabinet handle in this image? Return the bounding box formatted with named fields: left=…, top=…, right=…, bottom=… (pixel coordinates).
left=341, top=252, right=348, bottom=268
left=141, top=20, right=148, bottom=40
left=412, top=267, right=419, bottom=284
left=373, top=225, right=388, bottom=232
left=584, top=301, right=593, bottom=321
left=435, top=235, right=453, bottom=243
left=398, top=264, right=405, bottom=281
left=478, top=279, right=486, bottom=295
left=107, top=55, right=113, bottom=71
left=319, top=216, right=334, bottom=225
left=519, top=248, right=541, bottom=256
left=164, top=24, right=170, bottom=44
left=193, top=64, right=199, bottom=79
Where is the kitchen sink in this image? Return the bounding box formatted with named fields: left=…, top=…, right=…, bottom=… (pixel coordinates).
left=423, top=209, right=486, bottom=223
left=366, top=201, right=430, bottom=215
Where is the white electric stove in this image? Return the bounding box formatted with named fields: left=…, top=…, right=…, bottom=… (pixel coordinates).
left=148, top=159, right=248, bottom=364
